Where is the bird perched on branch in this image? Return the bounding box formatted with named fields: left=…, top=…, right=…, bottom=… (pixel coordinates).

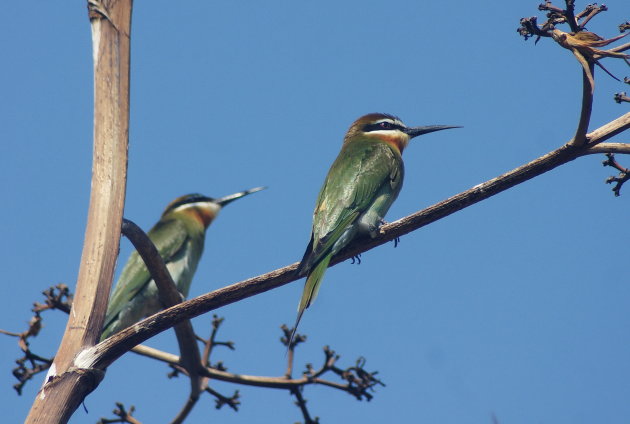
left=290, top=113, right=458, bottom=345
left=102, top=187, right=265, bottom=339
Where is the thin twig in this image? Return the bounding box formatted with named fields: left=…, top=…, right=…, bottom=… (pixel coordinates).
left=602, top=153, right=630, bottom=195
left=606, top=41, right=630, bottom=54
left=196, top=315, right=238, bottom=416
left=33, top=284, right=73, bottom=314
left=131, top=343, right=382, bottom=398
left=281, top=324, right=306, bottom=377
left=1, top=284, right=72, bottom=394
left=291, top=387, right=319, bottom=424
left=205, top=386, right=240, bottom=411
left=577, top=4, right=607, bottom=28
left=200, top=315, right=234, bottom=367
left=614, top=92, right=630, bottom=103
left=97, top=402, right=141, bottom=424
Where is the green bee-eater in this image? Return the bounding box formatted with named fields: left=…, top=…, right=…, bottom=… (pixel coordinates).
left=102, top=187, right=265, bottom=339
left=291, top=113, right=458, bottom=343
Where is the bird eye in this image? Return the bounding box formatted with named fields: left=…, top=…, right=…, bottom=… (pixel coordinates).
left=379, top=121, right=393, bottom=129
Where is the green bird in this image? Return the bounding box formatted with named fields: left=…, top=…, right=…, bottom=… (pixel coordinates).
left=102, top=187, right=265, bottom=339
left=291, top=113, right=458, bottom=344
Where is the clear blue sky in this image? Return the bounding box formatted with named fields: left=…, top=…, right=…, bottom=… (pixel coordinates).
left=2, top=1, right=630, bottom=423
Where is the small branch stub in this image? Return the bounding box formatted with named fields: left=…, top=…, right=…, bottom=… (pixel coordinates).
left=614, top=92, right=630, bottom=103
left=603, top=153, right=630, bottom=196
left=97, top=402, right=141, bottom=424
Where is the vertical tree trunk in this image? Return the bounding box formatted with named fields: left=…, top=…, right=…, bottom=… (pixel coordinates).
left=25, top=1, right=132, bottom=422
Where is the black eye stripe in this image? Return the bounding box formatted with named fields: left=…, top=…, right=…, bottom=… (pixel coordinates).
left=363, top=121, right=404, bottom=132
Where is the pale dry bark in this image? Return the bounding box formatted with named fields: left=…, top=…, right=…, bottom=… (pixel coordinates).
left=25, top=1, right=132, bottom=422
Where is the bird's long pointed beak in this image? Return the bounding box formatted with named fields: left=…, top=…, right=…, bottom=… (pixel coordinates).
left=215, top=186, right=266, bottom=206
left=404, top=125, right=461, bottom=139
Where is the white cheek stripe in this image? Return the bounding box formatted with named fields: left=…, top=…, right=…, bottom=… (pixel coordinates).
left=367, top=129, right=406, bottom=137
left=172, top=202, right=221, bottom=214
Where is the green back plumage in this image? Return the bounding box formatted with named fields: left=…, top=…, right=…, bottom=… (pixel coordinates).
left=290, top=138, right=404, bottom=345
left=102, top=215, right=205, bottom=339
left=298, top=137, right=404, bottom=277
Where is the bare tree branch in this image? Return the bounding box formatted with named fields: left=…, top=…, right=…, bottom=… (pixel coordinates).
left=576, top=3, right=608, bottom=28
left=602, top=153, right=630, bottom=196
left=569, top=57, right=594, bottom=146
left=131, top=343, right=382, bottom=396
left=33, top=284, right=74, bottom=315
left=281, top=324, right=307, bottom=378
left=97, top=402, right=141, bottom=424
left=130, top=329, right=383, bottom=423
left=1, top=284, right=72, bottom=394
left=292, top=387, right=319, bottom=424
left=585, top=142, right=630, bottom=154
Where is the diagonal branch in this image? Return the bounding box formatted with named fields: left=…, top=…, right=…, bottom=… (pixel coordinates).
left=584, top=142, right=630, bottom=154
left=88, top=111, right=630, bottom=372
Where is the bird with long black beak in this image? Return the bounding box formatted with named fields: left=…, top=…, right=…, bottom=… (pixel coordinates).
left=290, top=113, right=459, bottom=345
left=102, top=187, right=265, bottom=339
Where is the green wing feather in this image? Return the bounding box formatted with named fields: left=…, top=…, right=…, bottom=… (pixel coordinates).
left=298, top=139, right=403, bottom=276
left=290, top=139, right=403, bottom=346
left=102, top=218, right=190, bottom=336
